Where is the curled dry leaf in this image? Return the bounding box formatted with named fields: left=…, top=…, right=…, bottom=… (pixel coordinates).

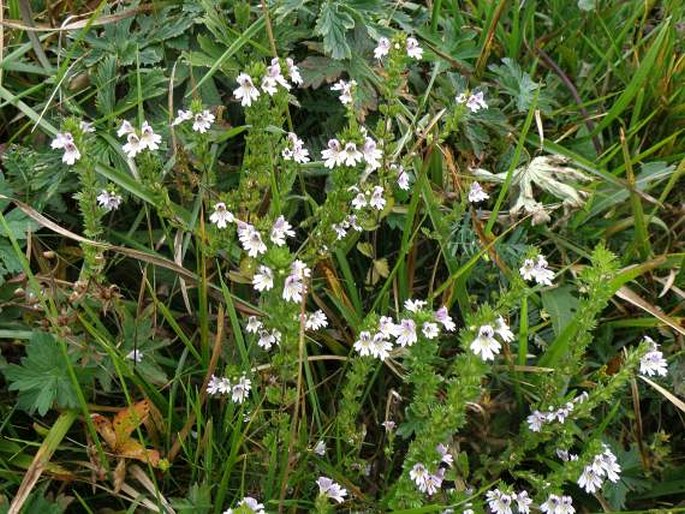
left=473, top=154, right=593, bottom=225
left=91, top=400, right=166, bottom=468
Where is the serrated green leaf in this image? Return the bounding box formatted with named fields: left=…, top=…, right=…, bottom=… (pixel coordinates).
left=2, top=332, right=92, bottom=416
left=315, top=2, right=354, bottom=60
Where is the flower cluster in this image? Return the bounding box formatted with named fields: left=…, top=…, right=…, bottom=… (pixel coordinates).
left=409, top=463, right=445, bottom=496
left=577, top=445, right=621, bottom=493
left=540, top=494, right=575, bottom=514
left=519, top=254, right=555, bottom=286
left=51, top=132, right=81, bottom=165
left=331, top=79, right=356, bottom=105
left=485, top=488, right=532, bottom=514
left=118, top=120, right=162, bottom=159
left=353, top=302, right=456, bottom=361
left=316, top=476, right=347, bottom=504
left=350, top=185, right=386, bottom=211
left=246, top=316, right=282, bottom=351
left=223, top=496, right=265, bottom=514
left=374, top=36, right=423, bottom=60
left=468, top=181, right=489, bottom=203
left=172, top=108, right=215, bottom=133
left=526, top=392, right=588, bottom=432
left=456, top=90, right=488, bottom=113
left=207, top=374, right=252, bottom=404
left=331, top=214, right=362, bottom=240
left=321, top=135, right=382, bottom=171
left=469, top=317, right=515, bottom=361
left=281, top=132, right=310, bottom=164
left=639, top=336, right=668, bottom=377
left=233, top=58, right=302, bottom=108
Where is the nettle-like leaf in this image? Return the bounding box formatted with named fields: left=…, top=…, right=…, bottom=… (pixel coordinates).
left=489, top=58, right=554, bottom=113
left=315, top=1, right=355, bottom=60
left=474, top=154, right=593, bottom=225
left=2, top=332, right=93, bottom=416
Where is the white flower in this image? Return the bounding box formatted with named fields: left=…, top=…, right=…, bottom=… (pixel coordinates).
left=396, top=319, right=418, bottom=347
left=639, top=337, right=668, bottom=377
left=97, top=190, right=123, bottom=212
left=316, top=476, right=347, bottom=504
left=270, top=215, right=295, bottom=246
left=353, top=331, right=373, bottom=357
left=578, top=466, right=604, bottom=493
left=262, top=58, right=291, bottom=95
left=223, top=496, right=266, bottom=514
left=231, top=375, right=252, bottom=404
left=237, top=223, right=267, bottom=257
left=80, top=121, right=95, bottom=133
left=340, top=142, right=363, bottom=167
left=409, top=463, right=429, bottom=491
left=422, top=322, right=439, bottom=340
left=470, top=324, right=501, bottom=361
left=122, top=133, right=143, bottom=159
left=351, top=192, right=368, bottom=210
left=290, top=259, right=311, bottom=279
left=117, top=120, right=134, bottom=137
left=397, top=170, right=411, bottom=190
left=282, top=274, right=305, bottom=303
left=313, top=440, right=327, bottom=456
left=515, top=491, right=532, bottom=514
left=466, top=91, right=488, bottom=113
left=125, top=349, right=144, bottom=362
left=285, top=57, right=303, bottom=85
left=596, top=446, right=621, bottom=482
left=246, top=316, right=262, bottom=334
left=331, top=79, right=356, bottom=105
left=378, top=316, right=399, bottom=338
left=172, top=109, right=193, bottom=126
left=422, top=469, right=445, bottom=495
left=207, top=375, right=232, bottom=396
left=526, top=410, right=546, bottom=432
left=437, top=443, right=453, bottom=467
left=282, top=132, right=310, bottom=163
left=404, top=299, right=427, bottom=312
left=468, top=181, right=489, bottom=203
left=374, top=37, right=391, bottom=59
left=282, top=261, right=309, bottom=302
left=51, top=132, right=73, bottom=150
left=139, top=121, right=161, bottom=151
left=434, top=306, right=456, bottom=331
left=540, top=495, right=560, bottom=514
left=406, top=37, right=423, bottom=59
left=485, top=489, right=514, bottom=514
left=362, top=137, right=383, bottom=170
left=369, top=186, right=386, bottom=210
left=252, top=265, right=274, bottom=292
left=321, top=139, right=342, bottom=169
left=370, top=333, right=393, bottom=360
left=234, top=73, right=261, bottom=107
left=382, top=420, right=396, bottom=431
left=519, top=254, right=554, bottom=286
left=257, top=329, right=277, bottom=351
left=193, top=110, right=215, bottom=133
left=305, top=310, right=328, bottom=330
left=494, top=316, right=515, bottom=342
left=209, top=202, right=235, bottom=229
left=53, top=134, right=81, bottom=165
left=61, top=142, right=80, bottom=165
